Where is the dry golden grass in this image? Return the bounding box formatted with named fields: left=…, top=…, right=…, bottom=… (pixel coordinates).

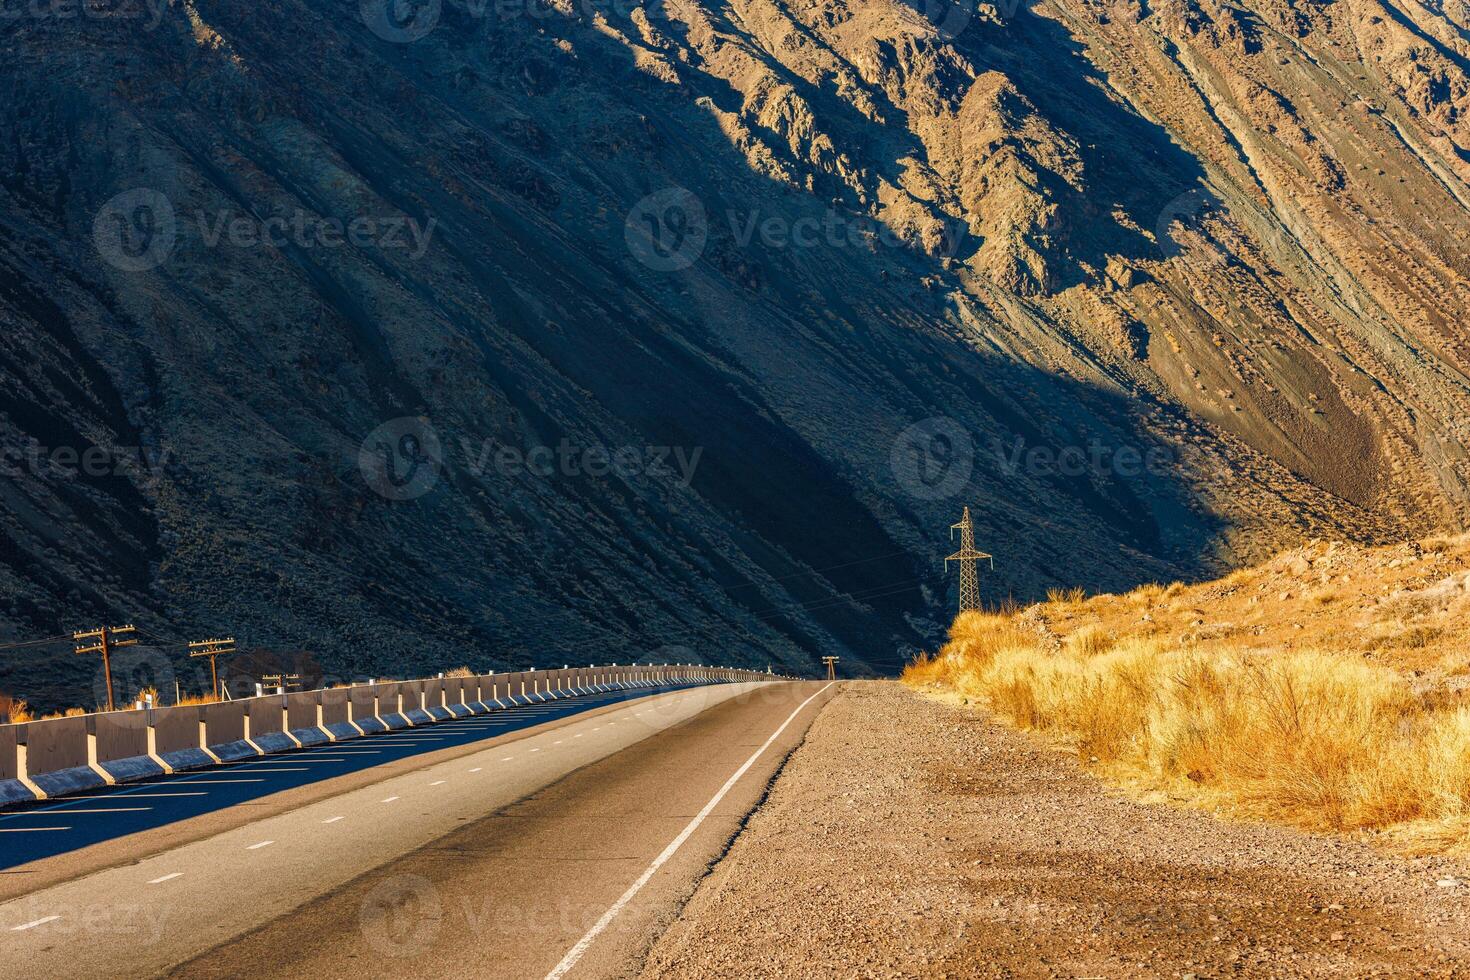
left=906, top=537, right=1470, bottom=854
left=1, top=696, right=33, bottom=724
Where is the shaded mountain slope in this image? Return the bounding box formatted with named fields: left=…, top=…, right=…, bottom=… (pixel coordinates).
left=2, top=0, right=1470, bottom=706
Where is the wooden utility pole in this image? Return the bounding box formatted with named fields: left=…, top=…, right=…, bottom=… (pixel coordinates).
left=188, top=637, right=237, bottom=701
left=74, top=624, right=137, bottom=712
left=262, top=673, right=302, bottom=695
left=822, top=656, right=839, bottom=681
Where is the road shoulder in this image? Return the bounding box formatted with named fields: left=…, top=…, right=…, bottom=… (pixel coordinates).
left=640, top=681, right=1470, bottom=978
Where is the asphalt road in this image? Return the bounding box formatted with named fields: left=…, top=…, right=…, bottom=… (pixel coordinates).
left=0, top=682, right=705, bottom=869
left=0, top=680, right=834, bottom=979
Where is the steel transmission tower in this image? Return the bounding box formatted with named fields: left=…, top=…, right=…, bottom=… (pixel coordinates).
left=946, top=506, right=993, bottom=613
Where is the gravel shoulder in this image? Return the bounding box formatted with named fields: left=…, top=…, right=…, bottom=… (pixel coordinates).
left=640, top=681, right=1470, bottom=978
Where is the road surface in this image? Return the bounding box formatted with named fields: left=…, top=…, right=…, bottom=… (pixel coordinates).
left=0, top=680, right=835, bottom=979
left=0, top=681, right=702, bottom=871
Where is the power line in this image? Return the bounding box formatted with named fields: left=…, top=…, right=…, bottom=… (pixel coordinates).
left=0, top=634, right=73, bottom=654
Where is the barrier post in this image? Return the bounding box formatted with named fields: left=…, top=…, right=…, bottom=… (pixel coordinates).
left=145, top=706, right=174, bottom=774
left=199, top=713, right=222, bottom=763
left=14, top=732, right=46, bottom=800
left=317, top=698, right=335, bottom=742
left=282, top=696, right=302, bottom=748
left=347, top=694, right=366, bottom=736
left=86, top=717, right=116, bottom=785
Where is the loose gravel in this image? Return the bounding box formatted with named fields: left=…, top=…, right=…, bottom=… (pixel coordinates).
left=640, top=682, right=1470, bottom=978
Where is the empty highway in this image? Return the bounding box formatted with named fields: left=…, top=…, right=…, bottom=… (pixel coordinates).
left=0, top=680, right=835, bottom=979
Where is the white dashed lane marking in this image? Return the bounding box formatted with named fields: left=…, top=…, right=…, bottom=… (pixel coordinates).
left=148, top=873, right=183, bottom=884
left=10, top=916, right=60, bottom=931
left=246, top=840, right=274, bottom=850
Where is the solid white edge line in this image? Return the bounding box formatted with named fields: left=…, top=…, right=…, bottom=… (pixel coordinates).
left=543, top=682, right=833, bottom=980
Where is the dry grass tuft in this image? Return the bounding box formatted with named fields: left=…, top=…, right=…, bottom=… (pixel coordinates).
left=906, top=547, right=1470, bottom=853
left=0, top=696, right=33, bottom=724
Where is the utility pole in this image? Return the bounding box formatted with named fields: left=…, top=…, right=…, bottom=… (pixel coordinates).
left=74, top=624, right=137, bottom=712
left=946, top=506, right=994, bottom=613
left=822, top=656, right=839, bottom=681
left=262, top=673, right=302, bottom=696
left=188, top=637, right=237, bottom=701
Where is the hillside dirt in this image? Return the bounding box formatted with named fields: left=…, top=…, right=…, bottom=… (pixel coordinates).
left=15, top=0, right=1470, bottom=707
left=640, top=682, right=1470, bottom=978
left=1028, top=532, right=1470, bottom=685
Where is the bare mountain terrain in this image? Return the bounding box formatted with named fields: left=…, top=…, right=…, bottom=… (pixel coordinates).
left=4, top=0, right=1470, bottom=707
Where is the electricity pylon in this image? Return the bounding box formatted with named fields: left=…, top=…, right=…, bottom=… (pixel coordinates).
left=822, top=656, right=839, bottom=680
left=946, top=506, right=993, bottom=613
left=74, top=624, right=137, bottom=712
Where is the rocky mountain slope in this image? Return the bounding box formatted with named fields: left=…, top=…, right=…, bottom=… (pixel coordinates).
left=4, top=0, right=1470, bottom=706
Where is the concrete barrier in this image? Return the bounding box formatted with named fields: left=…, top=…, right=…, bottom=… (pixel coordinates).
left=319, top=688, right=360, bottom=741
left=0, top=724, right=32, bottom=804
left=349, top=685, right=388, bottom=735
left=20, top=716, right=103, bottom=797
left=246, top=696, right=296, bottom=753
left=378, top=683, right=413, bottom=729
left=465, top=676, right=494, bottom=713
left=399, top=681, right=433, bottom=725
left=285, top=691, right=330, bottom=747
left=201, top=700, right=256, bottom=761
left=423, top=679, right=453, bottom=722
left=94, top=710, right=166, bottom=784
left=153, top=705, right=213, bottom=773
left=0, top=664, right=786, bottom=808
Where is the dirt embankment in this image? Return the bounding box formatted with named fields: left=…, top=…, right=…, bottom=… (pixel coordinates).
left=641, top=683, right=1470, bottom=978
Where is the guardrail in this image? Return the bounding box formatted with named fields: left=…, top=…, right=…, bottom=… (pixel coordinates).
left=0, top=664, right=776, bottom=807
